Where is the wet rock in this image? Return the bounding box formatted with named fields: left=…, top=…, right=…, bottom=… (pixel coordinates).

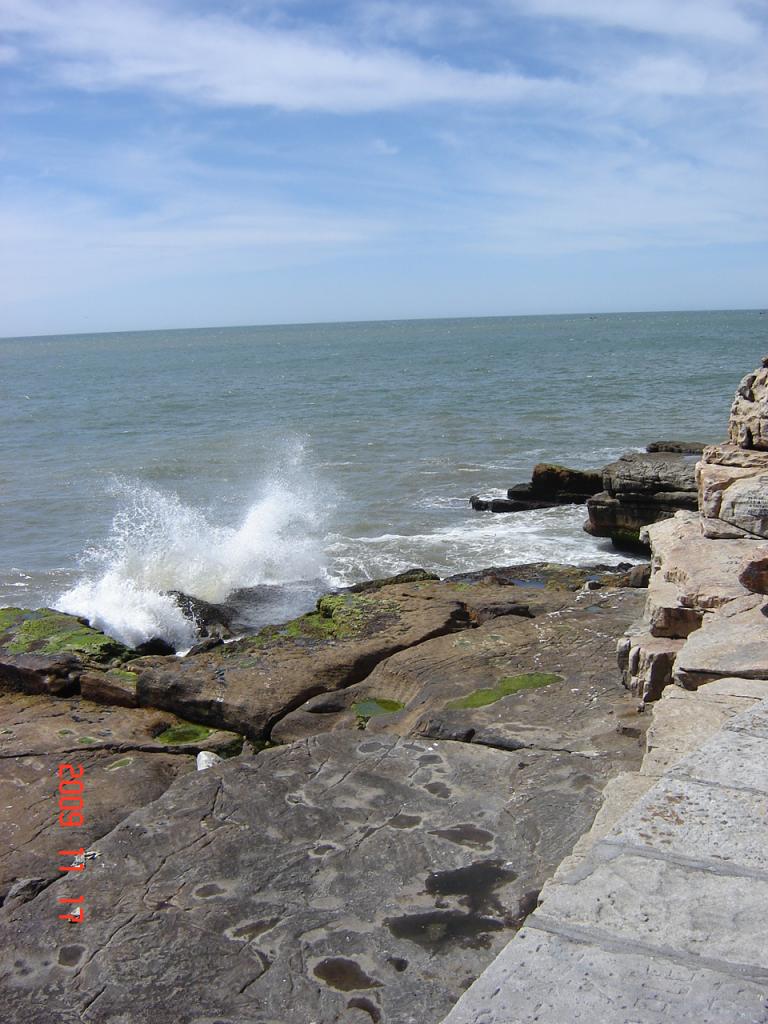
left=0, top=731, right=642, bottom=1024
left=133, top=636, right=176, bottom=656
left=131, top=582, right=473, bottom=739
left=0, top=690, right=213, bottom=909
left=166, top=590, right=237, bottom=639
left=274, top=588, right=647, bottom=757
left=471, top=464, right=601, bottom=513
left=0, top=691, right=241, bottom=909
left=0, top=691, right=242, bottom=760
left=470, top=495, right=554, bottom=512
left=80, top=667, right=141, bottom=707
left=529, top=463, right=603, bottom=500
left=646, top=441, right=708, bottom=454
left=346, top=569, right=441, bottom=593
left=444, top=563, right=633, bottom=590
left=0, top=608, right=132, bottom=697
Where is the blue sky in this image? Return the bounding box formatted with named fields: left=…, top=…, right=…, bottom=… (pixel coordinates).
left=1, top=0, right=766, bottom=335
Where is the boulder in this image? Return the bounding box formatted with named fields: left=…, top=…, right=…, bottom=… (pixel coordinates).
left=528, top=463, right=602, bottom=500
left=471, top=463, right=602, bottom=513
left=166, top=590, right=237, bottom=639
left=585, top=452, right=699, bottom=551
left=0, top=608, right=132, bottom=696
left=470, top=495, right=554, bottom=512
left=697, top=446, right=768, bottom=540
left=728, top=356, right=768, bottom=449
left=131, top=582, right=475, bottom=739
left=0, top=729, right=645, bottom=1024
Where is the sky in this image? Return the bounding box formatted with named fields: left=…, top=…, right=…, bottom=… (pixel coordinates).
left=1, top=0, right=767, bottom=336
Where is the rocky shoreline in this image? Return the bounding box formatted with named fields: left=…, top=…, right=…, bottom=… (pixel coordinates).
left=1, top=357, right=767, bottom=1023
left=471, top=440, right=707, bottom=553
left=443, top=354, right=768, bottom=1023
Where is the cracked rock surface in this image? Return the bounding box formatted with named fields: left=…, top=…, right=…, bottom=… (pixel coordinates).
left=1, top=730, right=639, bottom=1024
left=0, top=570, right=649, bottom=1023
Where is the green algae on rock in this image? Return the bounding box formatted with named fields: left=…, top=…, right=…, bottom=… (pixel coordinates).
left=245, top=592, right=401, bottom=647
left=446, top=673, right=562, bottom=710
left=156, top=722, right=215, bottom=745
left=0, top=608, right=129, bottom=664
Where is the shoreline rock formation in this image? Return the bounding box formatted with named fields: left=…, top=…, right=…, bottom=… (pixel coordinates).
left=442, top=354, right=768, bottom=1023
left=0, top=563, right=648, bottom=1023
left=469, top=442, right=707, bottom=552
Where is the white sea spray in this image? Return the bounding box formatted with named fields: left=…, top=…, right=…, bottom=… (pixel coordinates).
left=56, top=443, right=333, bottom=647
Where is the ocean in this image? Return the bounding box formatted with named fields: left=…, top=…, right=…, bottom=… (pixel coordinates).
left=1, top=309, right=763, bottom=649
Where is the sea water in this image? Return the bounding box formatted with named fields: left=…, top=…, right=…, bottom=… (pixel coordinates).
left=1, top=310, right=763, bottom=647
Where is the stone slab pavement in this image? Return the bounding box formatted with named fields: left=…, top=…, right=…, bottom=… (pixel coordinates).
left=441, top=696, right=768, bottom=1024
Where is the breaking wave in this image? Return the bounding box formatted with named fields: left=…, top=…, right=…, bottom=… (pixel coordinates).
left=56, top=448, right=332, bottom=648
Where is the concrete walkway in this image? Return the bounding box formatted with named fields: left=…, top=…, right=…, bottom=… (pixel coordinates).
left=442, top=694, right=768, bottom=1023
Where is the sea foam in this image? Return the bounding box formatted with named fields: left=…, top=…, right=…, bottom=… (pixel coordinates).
left=56, top=454, right=332, bottom=648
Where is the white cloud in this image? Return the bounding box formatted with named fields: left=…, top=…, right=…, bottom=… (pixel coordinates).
left=509, top=0, right=759, bottom=44
left=611, top=53, right=767, bottom=97
left=0, top=0, right=561, bottom=112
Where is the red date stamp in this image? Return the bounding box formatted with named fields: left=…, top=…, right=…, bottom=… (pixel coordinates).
left=57, top=763, right=85, bottom=923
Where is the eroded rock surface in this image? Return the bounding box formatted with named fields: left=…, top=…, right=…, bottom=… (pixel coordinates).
left=0, top=691, right=241, bottom=910
left=0, top=731, right=638, bottom=1024
left=274, top=589, right=647, bottom=761
left=130, top=584, right=480, bottom=738
left=585, top=452, right=699, bottom=552
left=674, top=594, right=768, bottom=688
left=728, top=357, right=768, bottom=449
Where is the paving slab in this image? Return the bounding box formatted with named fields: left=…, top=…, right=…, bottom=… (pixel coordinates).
left=441, top=695, right=768, bottom=1023
left=537, top=852, right=768, bottom=973
left=441, top=928, right=768, bottom=1024
left=603, top=775, right=768, bottom=874
left=670, top=729, right=768, bottom=795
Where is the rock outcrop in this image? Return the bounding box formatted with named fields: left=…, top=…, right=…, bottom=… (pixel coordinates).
left=471, top=462, right=602, bottom=512
left=131, top=583, right=475, bottom=738
left=585, top=450, right=699, bottom=552
left=0, top=567, right=649, bottom=1023
left=728, top=356, right=768, bottom=449
left=616, top=357, right=768, bottom=704
left=273, top=587, right=646, bottom=752
left=0, top=607, right=133, bottom=696
left=0, top=728, right=639, bottom=1024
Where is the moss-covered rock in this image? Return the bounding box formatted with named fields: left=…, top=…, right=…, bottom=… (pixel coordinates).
left=0, top=608, right=129, bottom=664
left=247, top=592, right=400, bottom=647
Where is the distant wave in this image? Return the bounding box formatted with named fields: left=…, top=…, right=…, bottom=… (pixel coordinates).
left=325, top=505, right=639, bottom=586
left=56, top=443, right=332, bottom=648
